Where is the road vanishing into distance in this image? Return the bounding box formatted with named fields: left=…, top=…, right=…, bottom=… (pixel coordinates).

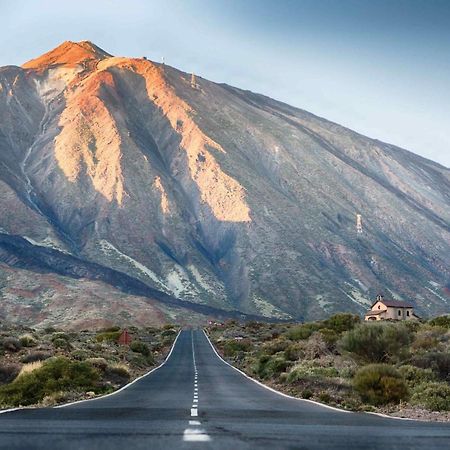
left=0, top=329, right=449, bottom=449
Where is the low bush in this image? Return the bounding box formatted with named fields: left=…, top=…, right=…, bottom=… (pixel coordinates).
left=53, top=338, right=72, bottom=350
left=222, top=339, right=252, bottom=357
left=284, top=343, right=304, bottom=361
left=104, top=363, right=130, bottom=385
left=2, top=337, right=22, bottom=353
left=411, top=352, right=450, bottom=381
left=287, top=365, right=339, bottom=383
left=428, top=315, right=450, bottom=329
left=338, top=323, right=412, bottom=363
left=302, top=333, right=330, bottom=360
left=86, top=357, right=108, bottom=371
left=17, top=361, right=44, bottom=378
left=51, top=332, right=70, bottom=343
left=285, top=323, right=319, bottom=341
left=410, top=382, right=450, bottom=411
left=95, top=330, right=122, bottom=343
left=353, top=364, right=408, bottom=406
left=0, top=357, right=100, bottom=407
left=254, top=355, right=288, bottom=379
left=322, top=313, right=360, bottom=333
left=21, top=352, right=52, bottom=363
left=0, top=363, right=21, bottom=384
left=130, top=341, right=150, bottom=357
left=397, top=365, right=436, bottom=387
left=318, top=328, right=340, bottom=348
left=19, top=334, right=37, bottom=348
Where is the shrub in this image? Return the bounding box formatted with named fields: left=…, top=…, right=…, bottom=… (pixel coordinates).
left=0, top=363, right=21, bottom=385
left=21, top=352, right=52, bottom=363
left=285, top=323, right=319, bottom=341
left=322, top=313, right=360, bottom=333
left=86, top=358, right=108, bottom=371
left=428, top=316, right=450, bottom=329
left=262, top=338, right=290, bottom=355
left=397, top=365, right=436, bottom=387
left=95, top=330, right=122, bottom=342
left=411, top=352, right=450, bottom=381
left=130, top=341, right=150, bottom=357
left=17, top=361, right=44, bottom=378
left=412, top=329, right=445, bottom=352
left=410, top=382, right=450, bottom=411
left=51, top=332, right=70, bottom=343
left=222, top=339, right=252, bottom=357
left=302, top=333, right=330, bottom=360
left=301, top=389, right=313, bottom=399
left=19, top=334, right=37, bottom=347
left=254, top=355, right=288, bottom=379
left=319, top=328, right=340, bottom=348
left=161, top=329, right=177, bottom=337
left=0, top=357, right=100, bottom=407
left=104, top=363, right=130, bottom=385
left=284, top=343, right=304, bottom=361
left=53, top=338, right=72, bottom=350
left=353, top=364, right=408, bottom=406
left=287, top=364, right=339, bottom=383
left=338, top=323, right=412, bottom=363
left=2, top=337, right=22, bottom=353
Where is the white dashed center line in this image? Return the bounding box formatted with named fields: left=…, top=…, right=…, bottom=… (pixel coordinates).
left=184, top=331, right=211, bottom=441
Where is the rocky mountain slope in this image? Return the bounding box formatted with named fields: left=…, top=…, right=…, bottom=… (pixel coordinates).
left=0, top=41, right=448, bottom=325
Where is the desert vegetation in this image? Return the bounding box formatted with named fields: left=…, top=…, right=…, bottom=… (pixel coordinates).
left=207, top=314, right=450, bottom=421
left=0, top=324, right=179, bottom=408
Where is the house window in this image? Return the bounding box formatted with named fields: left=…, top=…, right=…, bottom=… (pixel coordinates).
left=378, top=305, right=381, bottom=309
left=398, top=310, right=401, bottom=316
left=407, top=311, right=410, bottom=316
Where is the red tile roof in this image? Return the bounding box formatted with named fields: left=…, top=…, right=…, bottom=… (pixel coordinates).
left=371, top=299, right=414, bottom=308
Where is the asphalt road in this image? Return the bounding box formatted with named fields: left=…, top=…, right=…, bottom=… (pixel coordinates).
left=0, top=329, right=449, bottom=449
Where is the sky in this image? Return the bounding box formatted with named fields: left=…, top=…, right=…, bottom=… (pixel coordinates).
left=1, top=0, right=449, bottom=167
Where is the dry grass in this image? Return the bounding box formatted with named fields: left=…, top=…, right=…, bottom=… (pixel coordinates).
left=17, top=361, right=44, bottom=378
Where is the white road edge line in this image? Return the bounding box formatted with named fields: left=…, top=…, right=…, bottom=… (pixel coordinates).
left=0, top=331, right=177, bottom=415
left=191, top=408, right=198, bottom=417
left=202, top=329, right=417, bottom=421
left=52, top=330, right=183, bottom=409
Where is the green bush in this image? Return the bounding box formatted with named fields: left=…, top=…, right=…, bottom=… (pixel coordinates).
left=53, top=338, right=72, bottom=350
left=254, top=355, right=288, bottom=379
left=287, top=365, right=339, bottom=383
left=21, top=352, right=52, bottom=363
left=284, top=343, right=304, bottom=361
left=285, top=323, right=319, bottom=341
left=410, top=382, right=450, bottom=411
left=100, top=326, right=121, bottom=333
left=19, top=334, right=37, bottom=348
left=318, top=328, right=340, bottom=348
left=130, top=341, right=150, bottom=357
left=2, top=337, right=22, bottom=353
left=322, top=313, right=360, bottom=333
left=95, top=330, right=122, bottom=342
left=222, top=339, right=252, bottom=357
left=397, top=365, right=436, bottom=387
left=262, top=338, right=289, bottom=355
left=353, top=364, right=408, bottom=406
left=51, top=332, right=70, bottom=343
left=0, top=363, right=21, bottom=385
left=411, top=352, right=450, bottom=381
left=338, top=323, right=412, bottom=363
left=0, top=357, right=100, bottom=407
left=428, top=315, right=450, bottom=329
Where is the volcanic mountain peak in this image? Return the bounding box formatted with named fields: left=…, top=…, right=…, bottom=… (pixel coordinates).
left=22, top=40, right=111, bottom=70
left=0, top=42, right=448, bottom=327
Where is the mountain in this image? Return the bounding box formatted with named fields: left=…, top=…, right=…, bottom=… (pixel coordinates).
left=0, top=40, right=448, bottom=327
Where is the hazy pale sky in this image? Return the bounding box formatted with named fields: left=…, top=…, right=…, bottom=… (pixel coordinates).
left=1, top=0, right=449, bottom=167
